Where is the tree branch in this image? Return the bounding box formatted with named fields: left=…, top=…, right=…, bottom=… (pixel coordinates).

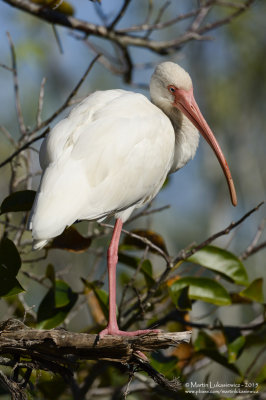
left=2, top=0, right=255, bottom=54
left=0, top=370, right=27, bottom=400
left=0, top=319, right=191, bottom=363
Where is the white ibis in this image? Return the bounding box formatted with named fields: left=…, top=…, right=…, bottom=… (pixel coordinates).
left=29, top=62, right=237, bottom=336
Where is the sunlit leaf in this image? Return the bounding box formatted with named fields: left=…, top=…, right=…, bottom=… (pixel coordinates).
left=169, top=277, right=231, bottom=306
left=257, top=364, right=266, bottom=384
left=49, top=226, right=91, bottom=252
left=188, top=245, right=249, bottom=286
left=239, top=278, right=264, bottom=303
left=123, top=229, right=168, bottom=254
left=54, top=280, right=74, bottom=308
left=228, top=336, right=246, bottom=363
left=0, top=190, right=36, bottom=214
left=37, top=280, right=78, bottom=328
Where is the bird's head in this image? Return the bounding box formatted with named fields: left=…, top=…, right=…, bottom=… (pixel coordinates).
left=150, top=61, right=237, bottom=207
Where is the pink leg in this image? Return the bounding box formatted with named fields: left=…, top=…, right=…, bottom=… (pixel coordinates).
left=99, top=218, right=160, bottom=337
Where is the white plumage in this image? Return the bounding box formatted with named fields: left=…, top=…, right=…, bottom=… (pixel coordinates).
left=30, top=62, right=236, bottom=250
left=30, top=89, right=177, bottom=248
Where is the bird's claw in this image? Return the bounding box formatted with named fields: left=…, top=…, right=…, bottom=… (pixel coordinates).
left=99, top=326, right=160, bottom=338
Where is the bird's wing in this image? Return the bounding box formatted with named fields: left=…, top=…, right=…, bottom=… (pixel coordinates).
left=39, top=90, right=126, bottom=170
left=31, top=90, right=175, bottom=241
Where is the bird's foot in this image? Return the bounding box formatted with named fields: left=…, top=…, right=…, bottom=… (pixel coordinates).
left=99, top=326, right=160, bottom=338
left=99, top=326, right=160, bottom=361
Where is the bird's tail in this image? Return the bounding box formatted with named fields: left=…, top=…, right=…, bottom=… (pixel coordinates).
left=32, top=239, right=48, bottom=250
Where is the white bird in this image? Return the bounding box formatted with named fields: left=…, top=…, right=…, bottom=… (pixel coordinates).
left=29, top=62, right=237, bottom=337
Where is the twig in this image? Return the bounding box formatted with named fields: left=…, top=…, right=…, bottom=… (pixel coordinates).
left=172, top=201, right=264, bottom=264
left=0, top=54, right=100, bottom=169
left=118, top=6, right=203, bottom=33
left=36, top=77, right=46, bottom=128
left=6, top=32, right=26, bottom=136
left=108, top=0, right=132, bottom=30
left=101, top=223, right=170, bottom=263
left=0, top=125, right=17, bottom=148
left=240, top=219, right=266, bottom=260
left=189, top=4, right=211, bottom=32
left=34, top=53, right=101, bottom=132
left=0, top=62, right=14, bottom=72
left=198, top=0, right=255, bottom=35
left=0, top=370, right=27, bottom=400
left=126, top=204, right=170, bottom=224
left=241, top=241, right=266, bottom=260
left=134, top=356, right=181, bottom=393
left=244, top=346, right=266, bottom=378
left=0, top=127, right=49, bottom=169
left=144, top=0, right=171, bottom=39
left=118, top=246, right=150, bottom=326
left=21, top=270, right=49, bottom=287
left=52, top=24, right=64, bottom=54
left=149, top=309, right=265, bottom=333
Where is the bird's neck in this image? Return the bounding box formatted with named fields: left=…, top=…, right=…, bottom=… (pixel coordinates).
left=167, top=107, right=200, bottom=173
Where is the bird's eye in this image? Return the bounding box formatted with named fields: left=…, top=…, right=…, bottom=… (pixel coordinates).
left=168, top=86, right=176, bottom=93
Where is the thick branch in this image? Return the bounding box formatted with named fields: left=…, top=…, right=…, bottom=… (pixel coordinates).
left=0, top=319, right=191, bottom=364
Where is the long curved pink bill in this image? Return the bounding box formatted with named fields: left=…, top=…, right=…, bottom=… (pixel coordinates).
left=174, top=88, right=237, bottom=207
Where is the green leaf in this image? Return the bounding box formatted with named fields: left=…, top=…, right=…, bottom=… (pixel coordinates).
left=37, top=373, right=66, bottom=400
left=0, top=238, right=23, bottom=297
left=169, top=285, right=191, bottom=311
left=54, top=280, right=73, bottom=308
left=118, top=252, right=139, bottom=269
left=0, top=237, right=21, bottom=278
left=0, top=190, right=36, bottom=214
left=257, top=364, right=266, bottom=383
left=150, top=355, right=178, bottom=378
left=188, top=245, right=249, bottom=286
left=0, top=277, right=24, bottom=297
left=140, top=259, right=155, bottom=288
left=239, top=278, right=264, bottom=303
left=228, top=336, right=246, bottom=363
left=38, top=311, right=70, bottom=330
left=37, top=280, right=78, bottom=329
left=169, top=277, right=231, bottom=306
